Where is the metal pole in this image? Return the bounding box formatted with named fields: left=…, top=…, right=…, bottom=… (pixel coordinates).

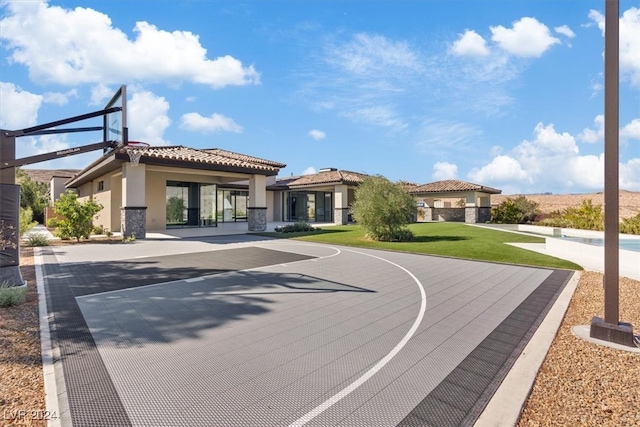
left=603, top=0, right=619, bottom=325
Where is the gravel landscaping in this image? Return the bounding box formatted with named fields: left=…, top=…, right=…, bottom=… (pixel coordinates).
left=1, top=247, right=638, bottom=426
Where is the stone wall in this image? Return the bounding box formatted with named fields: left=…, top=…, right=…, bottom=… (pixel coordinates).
left=432, top=208, right=466, bottom=222
left=121, top=207, right=147, bottom=239
left=334, top=207, right=350, bottom=225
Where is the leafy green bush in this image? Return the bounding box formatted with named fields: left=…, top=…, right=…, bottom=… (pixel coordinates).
left=25, top=233, right=50, bottom=247
left=351, top=175, right=415, bottom=242
left=274, top=222, right=317, bottom=233
left=16, top=168, right=49, bottom=224
left=491, top=196, right=540, bottom=224
left=0, top=282, right=27, bottom=307
left=19, top=207, right=38, bottom=236
left=50, top=191, right=103, bottom=242
left=620, top=213, right=640, bottom=235
left=92, top=224, right=105, bottom=235
left=536, top=199, right=603, bottom=231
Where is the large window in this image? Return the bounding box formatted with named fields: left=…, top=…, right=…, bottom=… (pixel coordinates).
left=284, top=191, right=332, bottom=222
left=216, top=190, right=249, bottom=222
left=166, top=181, right=217, bottom=228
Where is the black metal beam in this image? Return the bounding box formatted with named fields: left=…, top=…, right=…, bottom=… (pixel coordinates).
left=0, top=141, right=116, bottom=169
left=23, top=126, right=103, bottom=136
left=5, top=107, right=121, bottom=138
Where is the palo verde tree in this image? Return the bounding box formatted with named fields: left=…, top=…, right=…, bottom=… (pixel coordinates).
left=350, top=175, right=416, bottom=242
left=48, top=191, right=103, bottom=242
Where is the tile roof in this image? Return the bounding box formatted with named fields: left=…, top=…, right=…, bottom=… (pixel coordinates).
left=118, top=145, right=286, bottom=172
left=410, top=180, right=501, bottom=194
left=273, top=169, right=368, bottom=187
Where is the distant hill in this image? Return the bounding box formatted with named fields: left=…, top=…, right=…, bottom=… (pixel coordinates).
left=492, top=190, right=640, bottom=220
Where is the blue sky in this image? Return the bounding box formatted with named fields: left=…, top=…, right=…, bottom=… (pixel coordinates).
left=1, top=0, right=639, bottom=194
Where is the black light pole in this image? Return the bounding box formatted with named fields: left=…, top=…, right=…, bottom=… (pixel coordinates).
left=589, top=0, right=635, bottom=347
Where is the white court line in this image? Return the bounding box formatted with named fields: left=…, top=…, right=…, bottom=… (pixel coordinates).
left=288, top=248, right=427, bottom=427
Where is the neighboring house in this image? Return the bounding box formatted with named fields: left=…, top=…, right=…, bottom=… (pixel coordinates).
left=269, top=168, right=368, bottom=225
left=64, top=145, right=285, bottom=238
left=409, top=180, right=502, bottom=223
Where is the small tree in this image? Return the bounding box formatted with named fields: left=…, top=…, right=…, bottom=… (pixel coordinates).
left=16, top=168, right=49, bottom=224
left=50, top=191, right=103, bottom=242
left=351, top=175, right=416, bottom=242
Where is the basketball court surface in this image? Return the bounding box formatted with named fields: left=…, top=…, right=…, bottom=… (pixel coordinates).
left=37, top=236, right=572, bottom=426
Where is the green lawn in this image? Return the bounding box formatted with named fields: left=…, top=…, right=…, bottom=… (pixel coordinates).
left=257, top=223, right=582, bottom=270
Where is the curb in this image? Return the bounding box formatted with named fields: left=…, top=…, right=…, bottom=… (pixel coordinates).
left=474, top=270, right=581, bottom=427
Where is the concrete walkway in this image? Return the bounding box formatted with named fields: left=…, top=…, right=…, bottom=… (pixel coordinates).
left=36, top=235, right=574, bottom=426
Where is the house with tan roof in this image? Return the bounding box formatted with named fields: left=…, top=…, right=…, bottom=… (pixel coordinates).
left=59, top=144, right=500, bottom=238
left=65, top=145, right=286, bottom=238
left=269, top=168, right=368, bottom=224
left=409, top=179, right=501, bottom=223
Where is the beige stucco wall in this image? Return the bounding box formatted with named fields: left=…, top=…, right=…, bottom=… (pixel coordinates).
left=266, top=191, right=275, bottom=222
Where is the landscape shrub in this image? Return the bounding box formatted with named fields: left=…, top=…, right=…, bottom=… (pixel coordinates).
left=620, top=213, right=640, bottom=235
left=25, top=233, right=50, bottom=247
left=19, top=207, right=38, bottom=236
left=490, top=196, right=540, bottom=224
left=50, top=191, right=103, bottom=242
left=536, top=199, right=603, bottom=231
left=274, top=222, right=317, bottom=233
left=0, top=282, right=27, bottom=307
left=351, top=175, right=415, bottom=242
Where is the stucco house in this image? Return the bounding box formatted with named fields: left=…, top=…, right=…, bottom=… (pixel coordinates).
left=269, top=168, right=368, bottom=225
left=409, top=180, right=502, bottom=223
left=65, top=145, right=286, bottom=238
left=59, top=144, right=501, bottom=238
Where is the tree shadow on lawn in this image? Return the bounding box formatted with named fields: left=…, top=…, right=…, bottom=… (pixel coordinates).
left=407, top=235, right=469, bottom=243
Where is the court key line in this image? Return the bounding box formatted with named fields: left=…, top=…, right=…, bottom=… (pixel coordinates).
left=288, top=247, right=427, bottom=427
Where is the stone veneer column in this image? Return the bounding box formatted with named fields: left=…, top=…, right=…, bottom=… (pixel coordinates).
left=248, top=174, right=267, bottom=231
left=465, top=207, right=479, bottom=223
left=248, top=207, right=267, bottom=231
left=121, top=207, right=147, bottom=239
left=121, top=162, right=146, bottom=238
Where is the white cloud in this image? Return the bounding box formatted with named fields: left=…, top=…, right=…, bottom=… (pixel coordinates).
left=0, top=82, right=42, bottom=129
left=554, top=25, right=576, bottom=38
left=341, top=106, right=407, bottom=131
left=451, top=30, right=490, bottom=57
left=490, top=17, right=560, bottom=57
left=578, top=114, right=604, bottom=143
left=589, top=7, right=640, bottom=87
left=416, top=120, right=481, bottom=153
left=90, top=84, right=115, bottom=106
left=179, top=113, right=243, bottom=133
left=302, top=166, right=316, bottom=175
left=0, top=0, right=260, bottom=88
left=468, top=155, right=529, bottom=183
left=185, top=96, right=196, bottom=102
left=432, top=162, right=458, bottom=180
left=468, top=121, right=640, bottom=192
left=579, top=115, right=640, bottom=143
left=127, top=89, right=171, bottom=145
left=621, top=118, right=640, bottom=141
left=308, top=129, right=326, bottom=140
left=42, top=89, right=77, bottom=106
left=620, top=158, right=640, bottom=190
left=328, top=33, right=423, bottom=76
